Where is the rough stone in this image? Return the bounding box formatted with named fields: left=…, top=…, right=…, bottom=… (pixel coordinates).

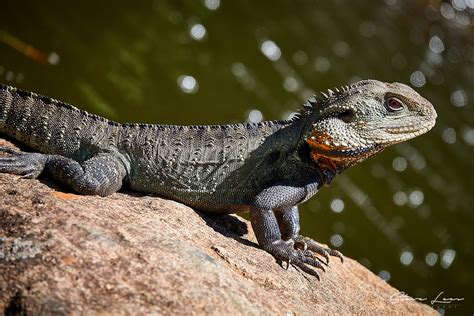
left=0, top=138, right=436, bottom=315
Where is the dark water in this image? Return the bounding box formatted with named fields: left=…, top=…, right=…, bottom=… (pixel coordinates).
left=1, top=1, right=473, bottom=314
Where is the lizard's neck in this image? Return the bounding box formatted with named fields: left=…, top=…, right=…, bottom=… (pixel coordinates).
left=291, top=115, right=357, bottom=186
left=293, top=142, right=340, bottom=186
left=309, top=151, right=349, bottom=184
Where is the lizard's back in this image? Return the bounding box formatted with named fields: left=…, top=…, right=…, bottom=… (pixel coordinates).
left=119, top=120, right=297, bottom=212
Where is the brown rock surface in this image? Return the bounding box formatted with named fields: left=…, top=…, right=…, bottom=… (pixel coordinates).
left=0, top=139, right=436, bottom=315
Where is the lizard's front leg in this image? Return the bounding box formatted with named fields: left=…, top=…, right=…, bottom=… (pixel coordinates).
left=277, top=205, right=344, bottom=264
left=251, top=183, right=342, bottom=278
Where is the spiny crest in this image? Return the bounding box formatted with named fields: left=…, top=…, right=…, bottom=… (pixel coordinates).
left=290, top=83, right=358, bottom=121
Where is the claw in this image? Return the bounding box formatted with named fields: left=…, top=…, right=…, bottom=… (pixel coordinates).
left=308, top=243, right=330, bottom=264
left=0, top=149, right=46, bottom=178
left=301, top=250, right=327, bottom=270
left=21, top=171, right=38, bottom=179
left=0, top=157, right=19, bottom=162
left=291, top=262, right=320, bottom=280
left=0, top=146, right=20, bottom=155
left=303, top=255, right=326, bottom=272
left=264, top=237, right=342, bottom=279
left=318, top=258, right=329, bottom=266
left=294, top=236, right=343, bottom=265
left=294, top=239, right=307, bottom=251
left=0, top=164, right=28, bottom=172
left=329, top=249, right=344, bottom=263
left=303, top=249, right=329, bottom=266
left=321, top=250, right=330, bottom=264
left=0, top=161, right=27, bottom=168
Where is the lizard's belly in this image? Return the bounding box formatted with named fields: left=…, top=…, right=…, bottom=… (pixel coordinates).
left=127, top=164, right=254, bottom=213
left=128, top=179, right=251, bottom=213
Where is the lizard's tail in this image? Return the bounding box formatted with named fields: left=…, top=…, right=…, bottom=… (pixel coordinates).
left=0, top=84, right=13, bottom=131
left=0, top=84, right=115, bottom=155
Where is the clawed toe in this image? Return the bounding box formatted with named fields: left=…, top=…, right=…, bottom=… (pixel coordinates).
left=0, top=146, right=20, bottom=155
left=0, top=156, right=21, bottom=163
left=265, top=240, right=330, bottom=279
left=291, top=261, right=321, bottom=280
left=286, top=252, right=325, bottom=280
left=0, top=149, right=46, bottom=178
left=300, top=251, right=326, bottom=271
left=293, top=235, right=344, bottom=264
left=328, top=249, right=344, bottom=263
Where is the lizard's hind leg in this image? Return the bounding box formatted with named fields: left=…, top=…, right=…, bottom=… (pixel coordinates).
left=44, top=153, right=128, bottom=197
left=0, top=146, right=48, bottom=178
left=0, top=147, right=128, bottom=197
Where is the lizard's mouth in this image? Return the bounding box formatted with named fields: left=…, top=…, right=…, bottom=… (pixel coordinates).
left=310, top=144, right=379, bottom=160
left=384, top=119, right=436, bottom=137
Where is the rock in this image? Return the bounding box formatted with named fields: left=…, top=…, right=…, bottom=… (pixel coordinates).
left=0, top=140, right=436, bottom=315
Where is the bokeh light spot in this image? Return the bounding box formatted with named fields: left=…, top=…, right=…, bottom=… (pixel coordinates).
left=393, top=191, right=408, bottom=206
left=400, top=251, right=414, bottom=266
left=314, top=57, right=330, bottom=73
left=330, top=198, right=345, bottom=213
left=440, top=249, right=456, bottom=269
left=283, top=77, right=299, bottom=92
left=429, top=36, right=445, bottom=54
left=462, top=127, right=474, bottom=145
left=392, top=157, right=408, bottom=172
left=378, top=270, right=391, bottom=281
left=261, top=40, right=281, bottom=61
left=450, top=89, right=467, bottom=107
left=190, top=24, right=206, bottom=41
left=177, top=75, right=199, bottom=94
left=409, top=190, right=424, bottom=207
left=410, top=71, right=426, bottom=87
left=442, top=128, right=457, bottom=144
left=425, top=252, right=438, bottom=266
left=330, top=234, right=344, bottom=247
left=204, top=0, right=220, bottom=10
left=248, top=109, right=263, bottom=123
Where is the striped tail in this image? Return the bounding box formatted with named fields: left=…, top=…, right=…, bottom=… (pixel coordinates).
left=0, top=84, right=118, bottom=157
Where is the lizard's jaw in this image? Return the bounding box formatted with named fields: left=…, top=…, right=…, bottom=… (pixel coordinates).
left=305, top=131, right=382, bottom=174
left=305, top=130, right=379, bottom=159
left=305, top=114, right=435, bottom=173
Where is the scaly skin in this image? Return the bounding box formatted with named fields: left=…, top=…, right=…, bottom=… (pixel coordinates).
left=0, top=80, right=437, bottom=278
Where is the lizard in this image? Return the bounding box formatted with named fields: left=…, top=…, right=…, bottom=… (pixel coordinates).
left=0, top=79, right=437, bottom=278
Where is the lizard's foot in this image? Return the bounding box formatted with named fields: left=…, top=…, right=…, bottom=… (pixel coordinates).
left=0, top=146, right=47, bottom=178
left=263, top=240, right=327, bottom=279
left=293, top=235, right=344, bottom=264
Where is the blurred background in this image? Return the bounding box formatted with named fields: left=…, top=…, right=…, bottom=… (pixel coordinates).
left=0, top=0, right=472, bottom=314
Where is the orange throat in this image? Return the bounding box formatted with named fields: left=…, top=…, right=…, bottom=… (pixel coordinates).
left=306, top=132, right=351, bottom=177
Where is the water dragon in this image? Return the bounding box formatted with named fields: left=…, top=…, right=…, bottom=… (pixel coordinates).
left=0, top=79, right=437, bottom=278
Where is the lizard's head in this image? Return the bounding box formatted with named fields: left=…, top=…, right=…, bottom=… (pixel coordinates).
left=302, top=79, right=437, bottom=175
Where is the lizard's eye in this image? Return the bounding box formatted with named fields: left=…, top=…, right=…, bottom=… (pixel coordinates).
left=387, top=97, right=404, bottom=111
